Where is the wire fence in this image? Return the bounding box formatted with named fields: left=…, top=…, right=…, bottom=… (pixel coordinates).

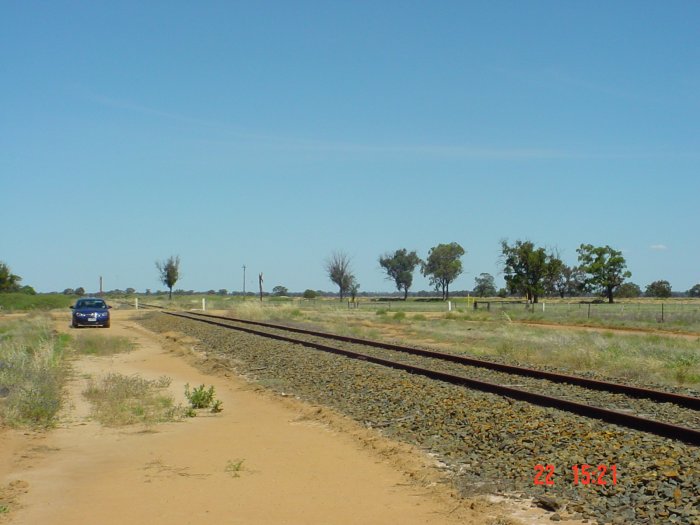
left=127, top=295, right=700, bottom=330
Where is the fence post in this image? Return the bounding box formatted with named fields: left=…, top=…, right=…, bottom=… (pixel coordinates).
left=448, top=301, right=452, bottom=312
left=473, top=301, right=478, bottom=310
left=487, top=302, right=491, bottom=311
left=588, top=303, right=591, bottom=319
left=202, top=298, right=206, bottom=311
left=135, top=298, right=139, bottom=310
left=661, top=303, right=664, bottom=322
left=542, top=302, right=546, bottom=313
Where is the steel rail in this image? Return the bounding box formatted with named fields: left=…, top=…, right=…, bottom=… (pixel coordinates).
left=163, top=310, right=700, bottom=446
left=178, top=310, right=700, bottom=411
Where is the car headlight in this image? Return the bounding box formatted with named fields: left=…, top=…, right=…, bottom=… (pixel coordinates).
left=76, top=313, right=87, bottom=318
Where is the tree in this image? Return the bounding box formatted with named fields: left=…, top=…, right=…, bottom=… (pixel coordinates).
left=75, top=287, right=85, bottom=296
left=325, top=251, right=355, bottom=301
left=616, top=282, right=642, bottom=299
left=0, top=262, right=21, bottom=292
left=500, top=240, right=562, bottom=304
left=422, top=242, right=465, bottom=300
left=645, top=280, right=672, bottom=298
left=272, top=285, right=288, bottom=296
left=218, top=289, right=228, bottom=296
left=349, top=279, right=360, bottom=302
left=577, top=244, right=630, bottom=304
left=688, top=284, right=700, bottom=298
left=378, top=249, right=422, bottom=300
left=125, top=287, right=136, bottom=295
left=63, top=288, right=75, bottom=295
left=473, top=273, right=497, bottom=297
left=303, top=289, right=318, bottom=299
left=156, top=255, right=181, bottom=300
left=552, top=265, right=585, bottom=298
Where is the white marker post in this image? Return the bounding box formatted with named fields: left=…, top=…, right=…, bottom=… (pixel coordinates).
left=135, top=298, right=139, bottom=310
left=202, top=298, right=206, bottom=311
left=448, top=301, right=452, bottom=312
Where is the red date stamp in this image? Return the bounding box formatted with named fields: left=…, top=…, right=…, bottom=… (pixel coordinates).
left=534, top=464, right=618, bottom=486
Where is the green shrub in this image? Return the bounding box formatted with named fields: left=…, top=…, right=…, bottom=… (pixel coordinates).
left=184, top=383, right=222, bottom=413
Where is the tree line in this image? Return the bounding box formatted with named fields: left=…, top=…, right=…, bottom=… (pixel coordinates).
left=324, top=241, right=700, bottom=304
left=2, top=247, right=699, bottom=302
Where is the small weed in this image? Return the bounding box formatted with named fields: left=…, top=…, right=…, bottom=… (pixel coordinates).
left=412, top=314, right=426, bottom=321
left=225, top=459, right=245, bottom=477
left=375, top=309, right=388, bottom=316
left=392, top=311, right=406, bottom=321
left=0, top=504, right=8, bottom=514
left=184, top=383, right=216, bottom=409
left=184, top=383, right=223, bottom=414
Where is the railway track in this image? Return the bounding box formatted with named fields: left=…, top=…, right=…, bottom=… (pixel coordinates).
left=159, top=309, right=700, bottom=445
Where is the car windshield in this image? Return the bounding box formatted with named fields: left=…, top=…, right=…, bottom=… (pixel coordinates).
left=77, top=300, right=107, bottom=309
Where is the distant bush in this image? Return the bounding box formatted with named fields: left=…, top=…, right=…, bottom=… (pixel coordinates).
left=616, top=282, right=642, bottom=298
left=303, top=289, right=317, bottom=299
left=0, top=293, right=75, bottom=312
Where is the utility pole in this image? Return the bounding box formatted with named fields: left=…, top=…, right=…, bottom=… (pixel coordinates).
left=242, top=265, right=246, bottom=295
left=99, top=276, right=103, bottom=296
left=259, top=273, right=264, bottom=302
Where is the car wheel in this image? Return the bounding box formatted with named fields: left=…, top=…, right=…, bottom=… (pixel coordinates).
left=104, top=322, right=111, bottom=328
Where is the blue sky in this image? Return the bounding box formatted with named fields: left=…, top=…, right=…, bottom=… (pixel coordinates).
left=2, top=1, right=699, bottom=294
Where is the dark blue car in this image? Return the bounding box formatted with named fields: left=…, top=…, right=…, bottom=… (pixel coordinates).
left=70, top=298, right=111, bottom=328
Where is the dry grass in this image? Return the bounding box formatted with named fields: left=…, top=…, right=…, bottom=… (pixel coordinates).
left=0, top=316, right=68, bottom=428
left=72, top=333, right=134, bottom=356
left=236, top=308, right=700, bottom=389
left=83, top=373, right=181, bottom=426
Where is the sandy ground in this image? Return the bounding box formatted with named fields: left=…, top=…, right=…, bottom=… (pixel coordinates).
left=0, top=310, right=565, bottom=525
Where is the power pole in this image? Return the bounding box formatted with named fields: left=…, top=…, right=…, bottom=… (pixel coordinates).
left=99, top=276, right=103, bottom=296
left=242, top=265, right=246, bottom=295
left=259, top=273, right=264, bottom=302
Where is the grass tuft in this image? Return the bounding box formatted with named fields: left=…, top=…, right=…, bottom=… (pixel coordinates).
left=83, top=373, right=180, bottom=426
left=72, top=333, right=134, bottom=356
left=0, top=316, right=66, bottom=428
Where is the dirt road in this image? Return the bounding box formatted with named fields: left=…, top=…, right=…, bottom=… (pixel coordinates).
left=0, top=310, right=556, bottom=525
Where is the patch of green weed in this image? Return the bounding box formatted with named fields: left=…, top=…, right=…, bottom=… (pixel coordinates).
left=225, top=459, right=245, bottom=477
